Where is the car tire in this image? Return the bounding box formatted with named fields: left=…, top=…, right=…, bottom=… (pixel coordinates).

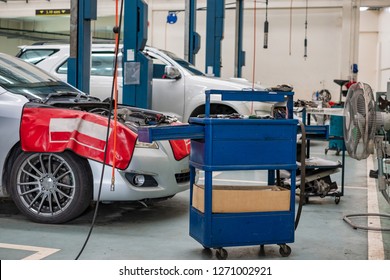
left=9, top=151, right=92, bottom=224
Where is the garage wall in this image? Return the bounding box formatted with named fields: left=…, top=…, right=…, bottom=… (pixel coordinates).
left=359, top=10, right=379, bottom=92
left=149, top=1, right=345, bottom=101
left=149, top=1, right=389, bottom=100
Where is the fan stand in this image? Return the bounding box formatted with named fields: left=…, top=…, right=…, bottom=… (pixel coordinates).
left=342, top=83, right=390, bottom=232
left=343, top=138, right=390, bottom=232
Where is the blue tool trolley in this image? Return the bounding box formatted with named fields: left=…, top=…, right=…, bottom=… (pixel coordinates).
left=138, top=90, right=298, bottom=259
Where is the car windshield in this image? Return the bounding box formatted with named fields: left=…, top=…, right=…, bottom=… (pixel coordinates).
left=160, top=50, right=205, bottom=76
left=17, top=48, right=58, bottom=65
left=0, top=54, right=79, bottom=99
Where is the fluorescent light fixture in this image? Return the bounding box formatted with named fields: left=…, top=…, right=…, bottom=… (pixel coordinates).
left=360, top=7, right=369, bottom=11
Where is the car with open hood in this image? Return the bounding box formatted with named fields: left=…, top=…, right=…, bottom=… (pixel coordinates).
left=0, top=52, right=190, bottom=224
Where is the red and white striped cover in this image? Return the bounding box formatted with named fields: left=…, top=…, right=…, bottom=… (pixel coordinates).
left=20, top=105, right=190, bottom=170
left=20, top=105, right=136, bottom=170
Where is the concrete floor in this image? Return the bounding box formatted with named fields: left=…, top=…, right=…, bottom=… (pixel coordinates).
left=0, top=141, right=389, bottom=260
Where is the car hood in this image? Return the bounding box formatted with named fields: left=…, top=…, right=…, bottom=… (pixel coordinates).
left=188, top=75, right=267, bottom=91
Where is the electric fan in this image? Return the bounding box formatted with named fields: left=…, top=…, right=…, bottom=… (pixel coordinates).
left=343, top=82, right=390, bottom=203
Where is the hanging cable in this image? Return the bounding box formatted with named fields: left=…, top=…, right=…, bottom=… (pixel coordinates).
left=263, top=0, right=269, bottom=49
left=304, top=0, right=308, bottom=59
left=251, top=0, right=257, bottom=92
left=250, top=0, right=258, bottom=114
left=75, top=0, right=124, bottom=260
left=110, top=0, right=120, bottom=192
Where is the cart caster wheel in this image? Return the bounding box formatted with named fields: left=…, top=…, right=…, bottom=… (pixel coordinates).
left=336, top=149, right=340, bottom=156
left=335, top=196, right=341, bottom=204
left=259, top=245, right=265, bottom=256
left=279, top=245, right=291, bottom=257
left=216, top=248, right=228, bottom=260
left=202, top=247, right=213, bottom=258
left=325, top=148, right=328, bottom=155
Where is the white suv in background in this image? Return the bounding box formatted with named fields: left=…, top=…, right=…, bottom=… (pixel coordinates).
left=17, top=44, right=271, bottom=121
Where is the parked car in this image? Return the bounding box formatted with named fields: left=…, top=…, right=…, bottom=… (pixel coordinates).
left=16, top=44, right=272, bottom=122
left=0, top=52, right=190, bottom=224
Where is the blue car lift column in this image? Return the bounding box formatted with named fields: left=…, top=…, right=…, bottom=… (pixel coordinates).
left=122, top=0, right=153, bottom=109
left=234, top=0, right=245, bottom=77
left=205, top=0, right=225, bottom=77
left=184, top=0, right=201, bottom=65
left=68, top=0, right=97, bottom=93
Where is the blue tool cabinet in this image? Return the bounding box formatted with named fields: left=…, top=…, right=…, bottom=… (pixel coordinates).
left=189, top=90, right=297, bottom=259
left=138, top=90, right=298, bottom=259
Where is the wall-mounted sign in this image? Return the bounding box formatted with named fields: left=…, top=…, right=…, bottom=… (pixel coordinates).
left=35, top=9, right=70, bottom=16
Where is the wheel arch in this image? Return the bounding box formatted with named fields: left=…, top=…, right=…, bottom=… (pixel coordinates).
left=2, top=142, right=23, bottom=196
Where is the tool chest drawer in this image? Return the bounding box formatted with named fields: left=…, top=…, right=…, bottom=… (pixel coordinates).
left=189, top=118, right=298, bottom=169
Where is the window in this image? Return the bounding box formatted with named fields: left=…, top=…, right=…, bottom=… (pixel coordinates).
left=57, top=52, right=122, bottom=77
left=17, top=49, right=59, bottom=65
left=151, top=57, right=168, bottom=79
left=0, top=54, right=78, bottom=99
left=160, top=50, right=205, bottom=76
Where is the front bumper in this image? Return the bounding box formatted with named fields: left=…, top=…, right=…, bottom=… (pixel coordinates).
left=88, top=141, right=190, bottom=201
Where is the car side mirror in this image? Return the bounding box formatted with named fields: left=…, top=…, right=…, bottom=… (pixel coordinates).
left=164, top=66, right=181, bottom=80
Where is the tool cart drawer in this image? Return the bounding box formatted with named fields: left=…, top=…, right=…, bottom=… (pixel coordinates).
left=189, top=118, right=298, bottom=168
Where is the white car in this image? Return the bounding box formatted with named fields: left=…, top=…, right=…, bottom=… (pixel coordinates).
left=0, top=52, right=190, bottom=224
left=17, top=44, right=271, bottom=121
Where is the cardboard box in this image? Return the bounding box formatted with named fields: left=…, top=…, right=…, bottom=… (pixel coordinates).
left=192, top=184, right=290, bottom=213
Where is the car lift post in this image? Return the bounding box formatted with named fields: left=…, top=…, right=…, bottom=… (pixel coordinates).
left=184, top=0, right=201, bottom=65
left=205, top=0, right=225, bottom=77
left=234, top=0, right=245, bottom=78
left=122, top=0, right=153, bottom=109
left=68, top=0, right=97, bottom=94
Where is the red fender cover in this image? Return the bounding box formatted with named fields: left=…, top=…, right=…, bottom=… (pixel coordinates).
left=20, top=106, right=136, bottom=170
left=170, top=139, right=190, bottom=161
left=168, top=121, right=191, bottom=161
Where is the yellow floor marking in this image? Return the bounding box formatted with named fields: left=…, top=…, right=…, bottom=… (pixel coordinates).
left=0, top=242, right=60, bottom=260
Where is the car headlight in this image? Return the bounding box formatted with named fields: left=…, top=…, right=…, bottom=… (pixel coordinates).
left=135, top=140, right=159, bottom=149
